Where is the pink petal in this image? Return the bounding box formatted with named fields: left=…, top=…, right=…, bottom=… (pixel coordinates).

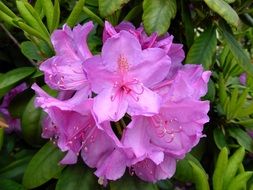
left=127, top=86, right=161, bottom=116
left=130, top=48, right=171, bottom=87
left=101, top=31, right=142, bottom=72
left=93, top=88, right=128, bottom=123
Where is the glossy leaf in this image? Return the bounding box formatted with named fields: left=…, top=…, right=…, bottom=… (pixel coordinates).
left=213, top=128, right=227, bottom=149
left=110, top=174, right=158, bottom=190
left=56, top=164, right=99, bottom=190
left=223, top=147, right=245, bottom=189
left=204, top=0, right=239, bottom=28
left=189, top=161, right=210, bottom=190
left=227, top=172, right=253, bottom=190
left=99, top=0, right=130, bottom=18
left=228, top=127, right=253, bottom=152
left=20, top=41, right=43, bottom=61
left=66, top=0, right=86, bottom=27
left=0, top=179, right=25, bottom=190
left=22, top=142, right=65, bottom=189
left=212, top=147, right=228, bottom=190
left=0, top=153, right=33, bottom=180
left=186, top=26, right=217, bottom=69
left=0, top=67, right=35, bottom=99
left=143, top=0, right=176, bottom=35
left=220, top=24, right=253, bottom=77
left=21, top=96, right=44, bottom=146
left=0, top=128, right=3, bottom=150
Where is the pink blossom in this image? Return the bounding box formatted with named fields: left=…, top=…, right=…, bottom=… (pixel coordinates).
left=32, top=84, right=132, bottom=180
left=33, top=21, right=211, bottom=183
left=40, top=22, right=93, bottom=93
left=0, top=83, right=27, bottom=133
left=85, top=30, right=171, bottom=123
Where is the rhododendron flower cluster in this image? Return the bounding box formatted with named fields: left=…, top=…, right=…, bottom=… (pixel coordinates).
left=32, top=21, right=211, bottom=184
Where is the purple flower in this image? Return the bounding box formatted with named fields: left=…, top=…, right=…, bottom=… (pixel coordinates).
left=122, top=65, right=210, bottom=182
left=40, top=22, right=94, bottom=93
left=32, top=21, right=211, bottom=183
left=32, top=84, right=133, bottom=181
left=103, top=21, right=185, bottom=67
left=239, top=72, right=247, bottom=85
left=85, top=30, right=171, bottom=123
left=0, top=83, right=27, bottom=133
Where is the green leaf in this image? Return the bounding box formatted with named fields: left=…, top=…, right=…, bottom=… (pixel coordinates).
left=8, top=89, right=34, bottom=118
left=180, top=0, right=194, bottom=48
left=223, top=147, right=245, bottom=189
left=20, top=41, right=43, bottom=61
left=99, top=0, right=130, bottom=18
left=50, top=0, right=60, bottom=32
left=41, top=0, right=54, bottom=31
left=228, top=127, right=253, bottom=152
left=213, top=128, right=227, bottom=149
left=204, top=79, right=216, bottom=101
left=110, top=174, right=158, bottom=190
left=185, top=26, right=217, bottom=69
left=0, top=153, right=33, bottom=180
left=21, top=96, right=45, bottom=146
left=189, top=161, right=210, bottom=190
left=175, top=154, right=204, bottom=182
left=142, top=0, right=176, bottom=35
left=0, top=67, right=35, bottom=99
left=212, top=147, right=228, bottom=190
left=0, top=128, right=4, bottom=151
left=23, top=142, right=65, bottom=189
left=123, top=4, right=142, bottom=22
left=220, top=24, right=253, bottom=77
left=203, top=0, right=239, bottom=28
left=66, top=0, right=86, bottom=28
left=56, top=164, right=100, bottom=190
left=227, top=172, right=253, bottom=190
left=0, top=179, right=25, bottom=190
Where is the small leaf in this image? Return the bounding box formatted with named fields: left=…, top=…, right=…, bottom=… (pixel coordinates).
left=228, top=127, right=253, bottom=152
left=213, top=128, right=227, bottom=149
left=110, top=174, right=158, bottom=190
left=0, top=128, right=4, bottom=151
left=142, top=0, right=176, bottom=35
left=8, top=89, right=34, bottom=118
left=66, top=0, right=86, bottom=28
left=213, top=147, right=228, bottom=190
left=21, top=96, right=45, bottom=146
left=223, top=147, right=245, bottom=189
left=175, top=154, right=204, bottom=182
left=0, top=67, right=35, bottom=99
left=227, top=172, right=253, bottom=190
left=220, top=24, right=253, bottom=77
left=189, top=161, right=210, bottom=190
left=204, top=0, right=239, bottom=28
left=0, top=153, right=33, bottom=180
left=99, top=0, right=130, bottom=18
left=56, top=164, right=100, bottom=190
left=0, top=179, right=25, bottom=190
left=22, top=142, right=65, bottom=189
left=186, top=26, right=217, bottom=69
left=20, top=41, right=43, bottom=61
left=41, top=0, right=54, bottom=31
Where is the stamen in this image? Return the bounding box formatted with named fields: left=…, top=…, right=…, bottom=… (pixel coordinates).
left=118, top=54, right=129, bottom=72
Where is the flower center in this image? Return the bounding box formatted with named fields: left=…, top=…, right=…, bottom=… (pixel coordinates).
left=151, top=115, right=182, bottom=143
left=110, top=79, right=144, bottom=102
